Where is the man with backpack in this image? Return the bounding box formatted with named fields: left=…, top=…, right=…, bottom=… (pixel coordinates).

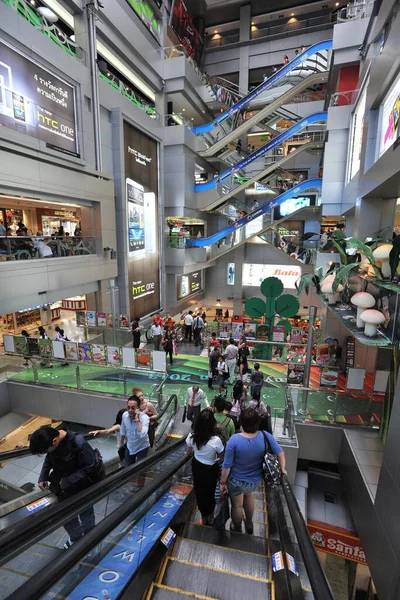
left=30, top=426, right=105, bottom=548
left=213, top=396, right=235, bottom=444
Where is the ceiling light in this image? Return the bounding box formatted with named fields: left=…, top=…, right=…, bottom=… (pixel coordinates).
left=335, top=2, right=339, bottom=5
left=191, top=118, right=194, bottom=121
left=182, top=108, right=185, bottom=112
left=291, top=13, right=294, bottom=16
left=214, top=30, right=218, bottom=33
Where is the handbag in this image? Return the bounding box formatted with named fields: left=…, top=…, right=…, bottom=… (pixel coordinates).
left=261, top=431, right=281, bottom=488
left=213, top=493, right=230, bottom=531
left=182, top=405, right=187, bottom=423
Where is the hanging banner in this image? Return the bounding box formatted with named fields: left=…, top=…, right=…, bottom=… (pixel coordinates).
left=308, top=520, right=366, bottom=564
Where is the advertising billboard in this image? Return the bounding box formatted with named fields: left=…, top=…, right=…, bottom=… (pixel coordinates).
left=347, top=81, right=368, bottom=181
left=170, top=0, right=204, bottom=65
left=0, top=39, right=78, bottom=156
left=242, top=264, right=302, bottom=289
left=177, top=270, right=202, bottom=301
left=125, top=0, right=161, bottom=41
left=124, top=121, right=160, bottom=319
left=378, top=73, right=400, bottom=158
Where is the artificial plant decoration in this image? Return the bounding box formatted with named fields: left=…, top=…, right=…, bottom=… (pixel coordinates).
left=389, top=235, right=400, bottom=279
left=295, top=266, right=328, bottom=297
left=245, top=276, right=300, bottom=359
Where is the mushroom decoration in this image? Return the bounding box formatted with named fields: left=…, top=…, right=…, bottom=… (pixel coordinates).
left=359, top=309, right=385, bottom=337
left=351, top=292, right=376, bottom=328
left=321, top=274, right=344, bottom=305
left=372, top=244, right=393, bottom=278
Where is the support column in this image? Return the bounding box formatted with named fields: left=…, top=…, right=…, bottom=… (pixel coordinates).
left=238, top=5, right=251, bottom=93
left=353, top=197, right=396, bottom=240
left=85, top=0, right=102, bottom=172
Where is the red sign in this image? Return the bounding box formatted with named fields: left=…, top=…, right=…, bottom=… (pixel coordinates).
left=307, top=520, right=366, bottom=564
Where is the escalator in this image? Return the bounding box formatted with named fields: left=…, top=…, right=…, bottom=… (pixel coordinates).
left=0, top=393, right=180, bottom=528
left=195, top=113, right=326, bottom=192
left=187, top=179, right=322, bottom=251
left=0, top=437, right=334, bottom=600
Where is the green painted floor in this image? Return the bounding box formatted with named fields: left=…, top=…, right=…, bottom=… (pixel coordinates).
left=9, top=354, right=383, bottom=425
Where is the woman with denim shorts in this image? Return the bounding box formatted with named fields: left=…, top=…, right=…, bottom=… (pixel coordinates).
left=219, top=408, right=286, bottom=533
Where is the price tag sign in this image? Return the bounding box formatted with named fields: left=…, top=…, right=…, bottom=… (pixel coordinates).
left=286, top=552, right=299, bottom=576
left=161, top=527, right=176, bottom=549
left=272, top=551, right=284, bottom=572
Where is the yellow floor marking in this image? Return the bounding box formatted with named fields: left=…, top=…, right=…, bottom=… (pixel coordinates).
left=0, top=565, right=29, bottom=577
left=152, top=583, right=219, bottom=599
left=166, top=556, right=272, bottom=583
left=168, top=433, right=184, bottom=439
left=156, top=556, right=169, bottom=584
left=175, top=536, right=268, bottom=558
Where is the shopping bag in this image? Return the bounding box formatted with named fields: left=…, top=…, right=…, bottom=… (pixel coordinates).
left=213, top=494, right=230, bottom=531
left=262, top=431, right=281, bottom=488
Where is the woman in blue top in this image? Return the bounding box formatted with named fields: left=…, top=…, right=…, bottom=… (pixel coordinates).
left=220, top=408, right=286, bottom=534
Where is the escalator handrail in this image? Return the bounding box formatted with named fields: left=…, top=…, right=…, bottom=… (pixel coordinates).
left=0, top=426, right=185, bottom=566
left=9, top=452, right=191, bottom=600
left=280, top=473, right=335, bottom=600
left=0, top=393, right=178, bottom=463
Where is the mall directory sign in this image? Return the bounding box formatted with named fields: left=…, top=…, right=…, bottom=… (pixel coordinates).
left=0, top=40, right=78, bottom=156
left=124, top=121, right=160, bottom=319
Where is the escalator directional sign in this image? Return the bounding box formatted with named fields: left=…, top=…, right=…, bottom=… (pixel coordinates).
left=272, top=551, right=284, bottom=572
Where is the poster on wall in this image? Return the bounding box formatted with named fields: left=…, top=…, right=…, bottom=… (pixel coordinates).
left=320, top=366, right=339, bottom=387
left=232, top=322, right=243, bottom=340
left=124, top=121, right=160, bottom=320
left=243, top=322, right=257, bottom=339
left=119, top=315, right=130, bottom=330
left=227, top=263, right=235, bottom=285
left=14, top=336, right=27, bottom=354
left=287, top=364, right=305, bottom=385
left=78, top=343, right=92, bottom=361
left=0, top=39, right=78, bottom=156
left=27, top=338, right=40, bottom=356
left=107, top=346, right=121, bottom=366
left=136, top=348, right=152, bottom=369
left=378, top=72, right=400, bottom=158
left=107, top=314, right=114, bottom=328
left=273, top=326, right=285, bottom=342
left=176, top=271, right=202, bottom=301
left=170, top=0, right=204, bottom=65
left=86, top=311, right=97, bottom=327
left=97, top=313, right=107, bottom=328
left=291, top=327, right=304, bottom=343
left=242, top=264, right=302, bottom=289
left=64, top=342, right=78, bottom=361
left=91, top=344, right=106, bottom=364
left=76, top=311, right=86, bottom=327
left=39, top=338, right=52, bottom=358
left=256, top=324, right=269, bottom=341
left=124, top=0, right=161, bottom=41
left=219, top=322, right=232, bottom=339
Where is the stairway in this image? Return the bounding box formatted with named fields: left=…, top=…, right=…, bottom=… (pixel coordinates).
left=145, top=486, right=273, bottom=600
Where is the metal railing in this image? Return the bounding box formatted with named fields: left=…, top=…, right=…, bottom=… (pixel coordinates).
left=337, top=1, right=372, bottom=21
left=98, top=72, right=159, bottom=119
left=330, top=89, right=359, bottom=106
left=0, top=235, right=97, bottom=260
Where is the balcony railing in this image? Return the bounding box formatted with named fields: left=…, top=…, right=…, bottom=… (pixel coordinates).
left=0, top=236, right=97, bottom=261
left=330, top=89, right=359, bottom=106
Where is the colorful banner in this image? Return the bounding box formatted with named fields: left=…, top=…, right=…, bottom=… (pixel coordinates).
left=231, top=322, right=243, bottom=340
left=107, top=346, right=121, bottom=366
left=14, top=336, right=27, bottom=354
left=27, top=338, right=40, bottom=356
left=287, top=363, right=305, bottom=385
left=291, top=327, right=304, bottom=343
left=76, top=311, right=86, bottom=327
left=308, top=520, right=366, bottom=564
left=136, top=348, right=152, bottom=369
left=320, top=366, right=339, bottom=387
left=107, top=313, right=114, bottom=328
left=86, top=311, right=97, bottom=327
left=97, top=312, right=107, bottom=328
left=243, top=322, right=257, bottom=339
left=91, top=344, right=106, bottom=365
left=39, top=338, right=52, bottom=358
left=219, top=322, right=232, bottom=339
left=64, top=342, right=78, bottom=361
left=171, top=0, right=203, bottom=64
left=256, top=324, right=269, bottom=341
left=273, top=326, right=285, bottom=342
left=78, top=343, right=92, bottom=361
left=119, top=315, right=130, bottom=330
left=67, top=483, right=192, bottom=599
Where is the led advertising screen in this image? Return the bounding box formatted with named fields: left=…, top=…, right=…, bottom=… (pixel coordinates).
left=170, top=0, right=204, bottom=65
left=242, top=264, right=302, bottom=289
left=125, top=0, right=161, bottom=41
left=378, top=73, right=400, bottom=158
left=347, top=82, right=368, bottom=181
left=124, top=122, right=160, bottom=319
left=279, top=196, right=311, bottom=217
left=177, top=271, right=202, bottom=301
left=0, top=39, right=78, bottom=156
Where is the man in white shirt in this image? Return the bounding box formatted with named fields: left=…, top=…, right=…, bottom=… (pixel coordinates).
left=151, top=321, right=162, bottom=351
left=185, top=385, right=206, bottom=425
left=119, top=397, right=150, bottom=465
left=225, top=338, right=239, bottom=384
left=192, top=314, right=204, bottom=346
left=184, top=311, right=193, bottom=342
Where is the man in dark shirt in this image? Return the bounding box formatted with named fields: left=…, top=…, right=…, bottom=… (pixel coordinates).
left=30, top=427, right=105, bottom=548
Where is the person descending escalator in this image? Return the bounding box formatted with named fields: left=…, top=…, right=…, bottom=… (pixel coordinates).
left=30, top=426, right=105, bottom=549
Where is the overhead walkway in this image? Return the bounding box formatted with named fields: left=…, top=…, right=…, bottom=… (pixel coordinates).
left=0, top=436, right=335, bottom=600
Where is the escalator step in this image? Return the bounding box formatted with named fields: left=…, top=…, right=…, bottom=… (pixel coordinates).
left=191, top=508, right=267, bottom=526
left=161, top=558, right=271, bottom=600
left=185, top=523, right=268, bottom=555
left=149, top=583, right=209, bottom=599
left=173, top=537, right=270, bottom=579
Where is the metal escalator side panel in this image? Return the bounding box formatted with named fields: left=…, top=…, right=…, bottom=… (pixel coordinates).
left=194, top=113, right=326, bottom=192
left=192, top=40, right=333, bottom=134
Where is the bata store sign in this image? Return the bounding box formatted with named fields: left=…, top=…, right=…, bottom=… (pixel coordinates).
left=242, top=264, right=302, bottom=289
left=308, top=520, right=366, bottom=564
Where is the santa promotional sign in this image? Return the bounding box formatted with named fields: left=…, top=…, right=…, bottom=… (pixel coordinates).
left=307, top=520, right=366, bottom=564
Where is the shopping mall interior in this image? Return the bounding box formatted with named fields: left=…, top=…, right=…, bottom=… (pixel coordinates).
left=1, top=0, right=400, bottom=597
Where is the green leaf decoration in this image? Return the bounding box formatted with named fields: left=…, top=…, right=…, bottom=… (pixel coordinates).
left=331, top=229, right=346, bottom=240
left=277, top=319, right=292, bottom=334
left=260, top=277, right=284, bottom=298
left=332, top=264, right=359, bottom=292
left=265, top=297, right=276, bottom=319
left=345, top=238, right=383, bottom=279
left=389, top=236, right=400, bottom=278
left=275, top=294, right=300, bottom=317
left=245, top=297, right=265, bottom=319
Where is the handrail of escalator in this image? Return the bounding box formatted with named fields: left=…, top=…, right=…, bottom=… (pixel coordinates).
left=0, top=431, right=186, bottom=566
left=9, top=450, right=191, bottom=600
left=0, top=393, right=178, bottom=463
left=281, top=473, right=335, bottom=600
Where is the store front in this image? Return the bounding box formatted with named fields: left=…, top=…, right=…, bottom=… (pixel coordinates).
left=37, top=208, right=80, bottom=236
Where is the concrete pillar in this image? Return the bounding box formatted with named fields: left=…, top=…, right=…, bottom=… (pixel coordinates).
left=354, top=197, right=395, bottom=240
left=238, top=5, right=251, bottom=93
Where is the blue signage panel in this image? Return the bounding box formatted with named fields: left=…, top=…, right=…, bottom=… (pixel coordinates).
left=67, top=483, right=192, bottom=600
left=187, top=179, right=322, bottom=247
left=192, top=40, right=332, bottom=134
left=194, top=113, right=326, bottom=192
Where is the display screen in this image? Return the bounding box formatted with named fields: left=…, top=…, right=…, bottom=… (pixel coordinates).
left=177, top=270, right=202, bottom=300
left=279, top=196, right=311, bottom=217
left=124, top=122, right=160, bottom=319
left=170, top=0, right=204, bottom=65
left=227, top=263, right=235, bottom=285
left=0, top=39, right=78, bottom=155
left=347, top=82, right=367, bottom=181
left=242, top=264, right=302, bottom=289
left=125, top=0, right=161, bottom=40
left=378, top=73, right=400, bottom=158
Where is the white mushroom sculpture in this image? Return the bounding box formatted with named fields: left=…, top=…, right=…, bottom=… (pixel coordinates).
left=351, top=292, right=376, bottom=328
left=321, top=274, right=343, bottom=305
left=359, top=309, right=385, bottom=337
left=372, top=244, right=393, bottom=278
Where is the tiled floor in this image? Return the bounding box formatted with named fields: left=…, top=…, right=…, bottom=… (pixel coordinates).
left=345, top=429, right=383, bottom=501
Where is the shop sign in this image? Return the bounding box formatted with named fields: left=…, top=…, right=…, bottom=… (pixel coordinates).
left=242, top=264, right=302, bottom=289
left=0, top=39, right=78, bottom=155
left=378, top=72, right=400, bottom=158
left=308, top=520, right=366, bottom=564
